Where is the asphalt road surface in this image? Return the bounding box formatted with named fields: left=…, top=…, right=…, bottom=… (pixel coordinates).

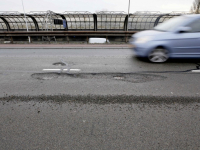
left=0, top=48, right=200, bottom=96
left=0, top=47, right=200, bottom=149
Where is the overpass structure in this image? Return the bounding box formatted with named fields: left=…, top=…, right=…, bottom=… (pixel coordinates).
left=0, top=11, right=190, bottom=31
left=0, top=11, right=190, bottom=43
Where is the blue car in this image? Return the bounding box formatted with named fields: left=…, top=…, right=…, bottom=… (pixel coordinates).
left=130, top=14, right=200, bottom=62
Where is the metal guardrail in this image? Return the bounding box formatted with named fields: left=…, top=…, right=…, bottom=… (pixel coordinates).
left=0, top=31, right=137, bottom=43
left=0, top=31, right=137, bottom=36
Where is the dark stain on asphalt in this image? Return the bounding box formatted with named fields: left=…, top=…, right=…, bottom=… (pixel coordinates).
left=52, top=62, right=66, bottom=66
left=31, top=72, right=166, bottom=83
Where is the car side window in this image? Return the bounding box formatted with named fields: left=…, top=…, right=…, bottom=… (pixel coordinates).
left=187, top=19, right=200, bottom=32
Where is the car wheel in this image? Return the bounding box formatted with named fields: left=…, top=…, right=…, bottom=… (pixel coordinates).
left=148, top=48, right=169, bottom=63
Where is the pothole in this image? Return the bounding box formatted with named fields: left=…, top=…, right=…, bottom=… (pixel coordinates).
left=31, top=73, right=166, bottom=83
left=32, top=73, right=59, bottom=80
left=53, top=62, right=66, bottom=66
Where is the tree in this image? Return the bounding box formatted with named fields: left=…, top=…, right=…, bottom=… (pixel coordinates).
left=191, top=0, right=200, bottom=14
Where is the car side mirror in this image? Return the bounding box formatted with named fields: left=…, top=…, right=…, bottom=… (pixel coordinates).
left=176, top=27, right=191, bottom=33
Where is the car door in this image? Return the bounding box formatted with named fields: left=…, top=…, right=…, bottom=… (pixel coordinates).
left=170, top=18, right=200, bottom=57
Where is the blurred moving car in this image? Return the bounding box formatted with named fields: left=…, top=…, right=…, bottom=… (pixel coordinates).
left=130, top=14, right=200, bottom=62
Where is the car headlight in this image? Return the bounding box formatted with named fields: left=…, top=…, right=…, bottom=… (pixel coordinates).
left=135, top=36, right=152, bottom=44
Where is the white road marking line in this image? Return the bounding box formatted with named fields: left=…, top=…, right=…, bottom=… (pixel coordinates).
left=191, top=70, right=200, bottom=73
left=63, top=69, right=81, bottom=72
left=42, top=69, right=81, bottom=72
left=43, top=69, right=61, bottom=71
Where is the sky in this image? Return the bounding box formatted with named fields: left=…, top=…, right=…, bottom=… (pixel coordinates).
left=0, top=0, right=194, bottom=14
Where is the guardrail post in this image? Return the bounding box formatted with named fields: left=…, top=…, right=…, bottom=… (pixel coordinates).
left=10, top=36, right=13, bottom=44
left=29, top=36, right=32, bottom=43
left=87, top=36, right=89, bottom=44
left=125, top=35, right=128, bottom=43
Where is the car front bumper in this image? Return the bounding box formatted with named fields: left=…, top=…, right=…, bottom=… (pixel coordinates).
left=131, top=43, right=150, bottom=57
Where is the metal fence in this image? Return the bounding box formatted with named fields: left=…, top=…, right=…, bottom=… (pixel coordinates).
left=0, top=11, right=190, bottom=32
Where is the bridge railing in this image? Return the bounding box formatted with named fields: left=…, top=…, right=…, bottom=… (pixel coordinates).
left=0, top=11, right=190, bottom=32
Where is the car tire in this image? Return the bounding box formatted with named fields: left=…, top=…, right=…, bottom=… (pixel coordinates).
left=148, top=48, right=169, bottom=63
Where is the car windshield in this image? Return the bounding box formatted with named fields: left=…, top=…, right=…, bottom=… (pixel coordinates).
left=154, top=16, right=188, bottom=32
